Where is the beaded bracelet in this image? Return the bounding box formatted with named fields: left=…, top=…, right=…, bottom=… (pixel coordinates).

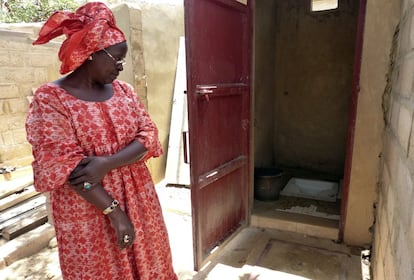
left=103, top=200, right=119, bottom=215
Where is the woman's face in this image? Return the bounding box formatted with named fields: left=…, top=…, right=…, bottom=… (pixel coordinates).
left=91, top=41, right=128, bottom=84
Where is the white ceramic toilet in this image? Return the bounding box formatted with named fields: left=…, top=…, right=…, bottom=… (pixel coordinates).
left=280, top=177, right=339, bottom=202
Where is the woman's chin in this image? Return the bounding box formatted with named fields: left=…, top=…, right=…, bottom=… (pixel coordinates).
left=110, top=74, right=118, bottom=82
left=104, top=77, right=116, bottom=84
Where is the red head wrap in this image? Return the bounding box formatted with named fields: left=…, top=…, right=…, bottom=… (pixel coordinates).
left=33, top=2, right=126, bottom=74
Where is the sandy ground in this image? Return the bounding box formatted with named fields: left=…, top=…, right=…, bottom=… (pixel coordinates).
left=0, top=242, right=61, bottom=280
left=0, top=183, right=196, bottom=280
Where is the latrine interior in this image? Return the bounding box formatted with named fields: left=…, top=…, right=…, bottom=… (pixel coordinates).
left=253, top=0, right=359, bottom=222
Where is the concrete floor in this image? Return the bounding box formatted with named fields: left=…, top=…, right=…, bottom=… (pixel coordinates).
left=191, top=227, right=362, bottom=280
left=158, top=185, right=363, bottom=280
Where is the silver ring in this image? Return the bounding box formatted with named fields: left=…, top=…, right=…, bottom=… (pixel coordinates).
left=83, top=182, right=92, bottom=190
left=123, top=234, right=130, bottom=243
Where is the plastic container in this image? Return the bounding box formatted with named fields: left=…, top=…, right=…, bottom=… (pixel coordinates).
left=254, top=168, right=286, bottom=201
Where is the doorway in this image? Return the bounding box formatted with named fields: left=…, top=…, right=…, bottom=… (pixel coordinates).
left=252, top=0, right=360, bottom=240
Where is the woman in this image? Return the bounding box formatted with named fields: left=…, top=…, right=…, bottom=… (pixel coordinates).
left=25, top=2, right=177, bottom=279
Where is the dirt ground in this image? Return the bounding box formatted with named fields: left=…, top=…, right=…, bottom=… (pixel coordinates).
left=0, top=184, right=195, bottom=280
left=0, top=241, right=61, bottom=280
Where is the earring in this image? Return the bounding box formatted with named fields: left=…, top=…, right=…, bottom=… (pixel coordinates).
left=88, top=55, right=93, bottom=61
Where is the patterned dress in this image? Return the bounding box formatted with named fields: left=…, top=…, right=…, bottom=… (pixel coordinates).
left=26, top=80, right=177, bottom=280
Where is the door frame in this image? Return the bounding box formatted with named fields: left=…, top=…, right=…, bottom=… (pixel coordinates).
left=249, top=0, right=367, bottom=240
left=339, top=0, right=367, bottom=241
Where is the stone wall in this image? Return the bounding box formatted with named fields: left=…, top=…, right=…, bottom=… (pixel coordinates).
left=372, top=0, right=414, bottom=279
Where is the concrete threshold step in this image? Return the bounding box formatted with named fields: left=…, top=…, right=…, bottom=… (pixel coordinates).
left=251, top=209, right=339, bottom=241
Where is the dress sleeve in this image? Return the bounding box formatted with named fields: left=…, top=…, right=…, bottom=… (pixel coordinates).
left=122, top=82, right=163, bottom=160
left=25, top=85, right=85, bottom=192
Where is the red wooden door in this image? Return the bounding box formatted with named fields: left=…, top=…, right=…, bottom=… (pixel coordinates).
left=184, top=0, right=253, bottom=270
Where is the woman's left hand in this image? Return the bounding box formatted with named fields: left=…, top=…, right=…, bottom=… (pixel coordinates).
left=69, top=156, right=111, bottom=186
left=108, top=208, right=136, bottom=249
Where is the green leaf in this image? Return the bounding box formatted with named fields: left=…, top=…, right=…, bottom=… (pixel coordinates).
left=1, top=0, right=84, bottom=23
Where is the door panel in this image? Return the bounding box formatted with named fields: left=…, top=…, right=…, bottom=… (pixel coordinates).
left=184, top=0, right=252, bottom=269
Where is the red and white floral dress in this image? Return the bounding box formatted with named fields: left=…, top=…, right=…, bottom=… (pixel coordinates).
left=26, top=80, right=177, bottom=280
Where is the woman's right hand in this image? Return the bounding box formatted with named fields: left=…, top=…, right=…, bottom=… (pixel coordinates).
left=69, top=156, right=111, bottom=186
left=107, top=208, right=136, bottom=249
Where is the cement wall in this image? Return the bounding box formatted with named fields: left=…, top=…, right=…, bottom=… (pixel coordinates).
left=273, top=0, right=357, bottom=177
left=344, top=0, right=400, bottom=247
left=253, top=0, right=277, bottom=167
left=127, top=1, right=184, bottom=182
left=254, top=0, right=358, bottom=177
left=371, top=0, right=414, bottom=279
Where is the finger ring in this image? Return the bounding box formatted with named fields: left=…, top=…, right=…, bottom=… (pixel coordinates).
left=83, top=182, right=92, bottom=191
left=123, top=234, right=130, bottom=243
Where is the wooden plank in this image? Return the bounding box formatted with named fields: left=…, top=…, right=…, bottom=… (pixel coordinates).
left=0, top=204, right=46, bottom=232
left=0, top=185, right=38, bottom=212
left=198, top=155, right=247, bottom=189
left=0, top=175, right=34, bottom=200
left=2, top=206, right=48, bottom=240
left=165, top=36, right=191, bottom=186
left=0, top=195, right=46, bottom=224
